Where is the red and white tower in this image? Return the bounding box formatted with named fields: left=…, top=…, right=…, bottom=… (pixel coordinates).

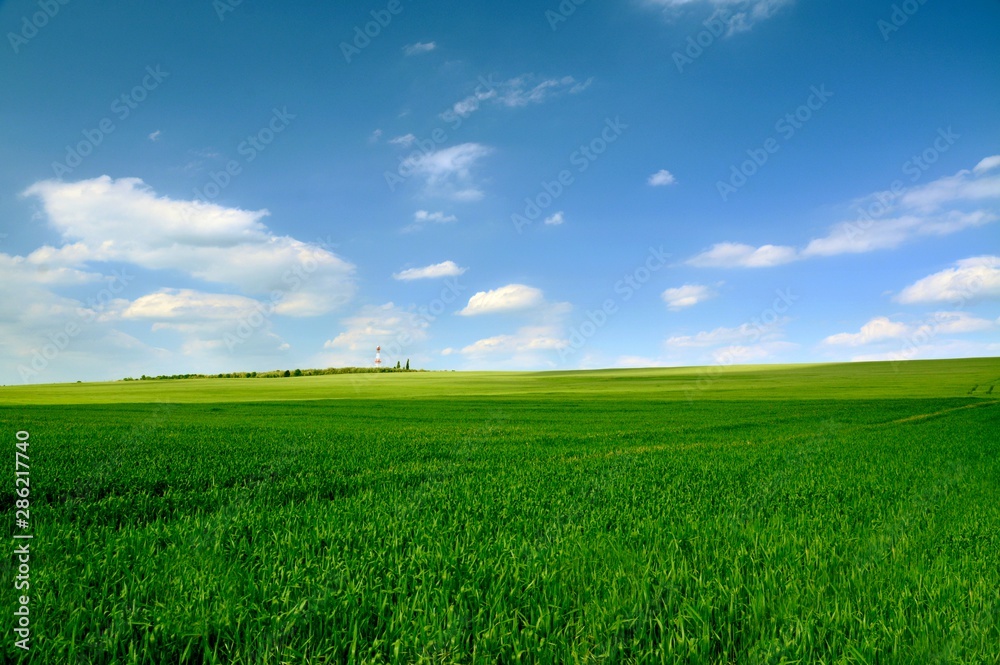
left=375, top=345, right=381, bottom=368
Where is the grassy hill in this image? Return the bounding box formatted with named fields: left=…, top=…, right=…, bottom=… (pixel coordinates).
left=2, top=357, right=998, bottom=405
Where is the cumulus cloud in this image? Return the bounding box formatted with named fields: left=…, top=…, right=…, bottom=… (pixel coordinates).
left=460, top=326, right=568, bottom=355
left=456, top=313, right=572, bottom=370
left=544, top=211, right=565, bottom=226
left=661, top=284, right=717, bottom=309
left=896, top=256, right=1000, bottom=304
left=321, top=303, right=430, bottom=366
left=687, top=242, right=798, bottom=268
left=0, top=254, right=166, bottom=383
left=648, top=169, right=677, bottom=187
left=451, top=282, right=571, bottom=367
left=822, top=312, right=996, bottom=361
left=822, top=317, right=911, bottom=347
left=121, top=289, right=262, bottom=324
left=393, top=261, right=467, bottom=281
left=117, top=288, right=291, bottom=356
left=458, top=284, right=546, bottom=316
left=23, top=176, right=355, bottom=316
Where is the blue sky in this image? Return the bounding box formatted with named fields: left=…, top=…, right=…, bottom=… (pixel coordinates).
left=1, top=0, right=998, bottom=383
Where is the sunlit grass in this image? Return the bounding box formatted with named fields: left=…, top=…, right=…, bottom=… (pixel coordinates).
left=1, top=358, right=998, bottom=662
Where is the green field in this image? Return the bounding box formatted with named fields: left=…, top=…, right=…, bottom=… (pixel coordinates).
left=2, top=358, right=999, bottom=663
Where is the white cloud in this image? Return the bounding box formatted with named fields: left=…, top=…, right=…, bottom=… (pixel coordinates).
left=389, top=133, right=416, bottom=147
left=445, top=75, right=591, bottom=121
left=689, top=156, right=1000, bottom=268
left=849, top=339, right=1000, bottom=363
left=974, top=155, right=1000, bottom=175
left=393, top=261, right=467, bottom=281
left=899, top=162, right=1000, bottom=212
left=497, top=76, right=578, bottom=107
left=802, top=211, right=997, bottom=257
left=544, top=211, right=565, bottom=226
left=451, top=89, right=497, bottom=117
left=711, top=341, right=797, bottom=364
left=321, top=303, right=430, bottom=366
left=460, top=326, right=568, bottom=355
left=458, top=284, right=546, bottom=316
left=822, top=317, right=910, bottom=347
left=661, top=284, right=717, bottom=310
left=148, top=130, right=161, bottom=142
left=454, top=286, right=571, bottom=368
left=648, top=169, right=677, bottom=187
left=896, top=256, right=1000, bottom=304
left=0, top=254, right=166, bottom=383
left=614, top=355, right=668, bottom=368
left=414, top=210, right=456, bottom=223
left=400, top=143, right=493, bottom=200
left=117, top=288, right=290, bottom=356
left=121, top=289, right=261, bottom=323
left=687, top=242, right=798, bottom=268
left=403, top=210, right=458, bottom=232
left=403, top=42, right=436, bottom=56
left=822, top=312, right=995, bottom=361
left=929, top=311, right=996, bottom=334
left=457, top=317, right=571, bottom=370
left=666, top=320, right=784, bottom=348
left=645, top=0, right=794, bottom=34
left=23, top=176, right=356, bottom=316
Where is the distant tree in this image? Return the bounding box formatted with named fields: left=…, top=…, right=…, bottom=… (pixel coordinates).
left=283, top=370, right=291, bottom=377
left=293, top=368, right=302, bottom=377
left=405, top=359, right=410, bottom=370
left=396, top=361, right=401, bottom=369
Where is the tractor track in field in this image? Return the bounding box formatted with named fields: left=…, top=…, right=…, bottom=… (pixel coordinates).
left=562, top=400, right=1000, bottom=462
left=887, top=399, right=1000, bottom=425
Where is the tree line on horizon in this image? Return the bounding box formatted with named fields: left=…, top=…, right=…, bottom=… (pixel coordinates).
left=123, top=360, right=414, bottom=381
